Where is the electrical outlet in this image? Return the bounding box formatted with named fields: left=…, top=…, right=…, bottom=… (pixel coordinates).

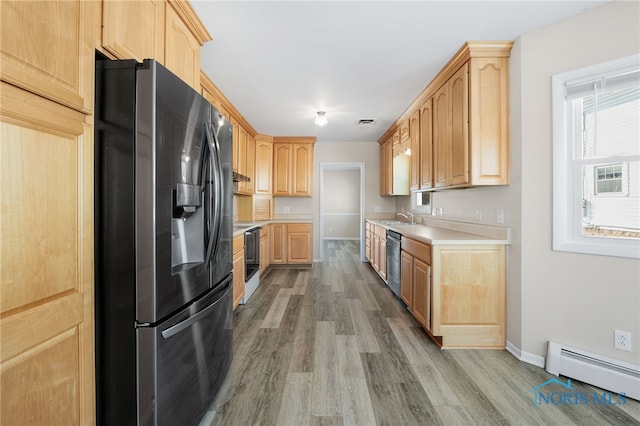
left=475, top=208, right=483, bottom=222
left=283, top=206, right=290, bottom=214
left=497, top=209, right=505, bottom=224
left=614, top=330, right=632, bottom=351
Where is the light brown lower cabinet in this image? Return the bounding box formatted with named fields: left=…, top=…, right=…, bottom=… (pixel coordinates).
left=401, top=236, right=505, bottom=349
left=232, top=234, right=245, bottom=309
left=367, top=223, right=387, bottom=280
left=270, top=223, right=312, bottom=265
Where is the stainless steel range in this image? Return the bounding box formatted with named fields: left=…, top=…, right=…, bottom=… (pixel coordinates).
left=234, top=225, right=261, bottom=304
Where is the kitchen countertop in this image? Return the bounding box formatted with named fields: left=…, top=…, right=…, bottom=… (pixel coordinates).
left=233, top=219, right=313, bottom=237
left=366, top=219, right=510, bottom=245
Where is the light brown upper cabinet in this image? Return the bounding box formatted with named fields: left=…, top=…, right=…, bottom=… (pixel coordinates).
left=102, top=0, right=211, bottom=90
left=379, top=138, right=389, bottom=196
left=1, top=0, right=95, bottom=113
left=255, top=135, right=274, bottom=194
left=409, top=110, right=421, bottom=191
left=165, top=1, right=207, bottom=89
left=379, top=41, right=512, bottom=191
left=419, top=98, right=433, bottom=190
left=434, top=63, right=469, bottom=188
left=273, top=137, right=315, bottom=197
left=102, top=0, right=165, bottom=65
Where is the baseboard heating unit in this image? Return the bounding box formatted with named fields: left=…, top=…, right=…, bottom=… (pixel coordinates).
left=546, top=341, right=640, bottom=400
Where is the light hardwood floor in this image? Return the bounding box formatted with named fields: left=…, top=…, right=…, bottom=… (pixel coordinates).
left=202, top=240, right=640, bottom=425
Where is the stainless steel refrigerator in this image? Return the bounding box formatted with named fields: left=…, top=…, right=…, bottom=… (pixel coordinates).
left=95, top=58, right=233, bottom=426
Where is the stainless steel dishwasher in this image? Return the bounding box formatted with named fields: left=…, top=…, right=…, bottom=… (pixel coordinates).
left=386, top=230, right=401, bottom=299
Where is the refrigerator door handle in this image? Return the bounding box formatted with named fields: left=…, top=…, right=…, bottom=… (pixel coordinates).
left=160, top=281, right=230, bottom=339
left=204, top=122, right=223, bottom=266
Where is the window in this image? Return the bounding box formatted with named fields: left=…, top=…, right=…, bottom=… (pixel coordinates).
left=552, top=54, right=640, bottom=258
left=594, top=164, right=625, bottom=195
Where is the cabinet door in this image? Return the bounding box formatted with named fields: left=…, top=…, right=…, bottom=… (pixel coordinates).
left=1, top=83, right=95, bottom=425
left=229, top=115, right=239, bottom=173
left=165, top=3, right=201, bottom=89
left=273, top=144, right=292, bottom=196
left=409, top=110, right=421, bottom=191
left=450, top=63, right=469, bottom=186
left=385, top=140, right=394, bottom=196
left=400, top=251, right=413, bottom=307
left=420, top=98, right=433, bottom=190
left=469, top=57, right=510, bottom=185
left=236, top=126, right=248, bottom=194
left=1, top=0, right=95, bottom=113
left=412, top=258, right=431, bottom=331
left=246, top=134, right=255, bottom=194
left=270, top=223, right=287, bottom=264
left=255, top=137, right=273, bottom=194
left=102, top=0, right=164, bottom=64
left=433, top=83, right=451, bottom=187
left=287, top=224, right=312, bottom=263
left=372, top=235, right=380, bottom=272
left=379, top=142, right=387, bottom=196
left=292, top=144, right=313, bottom=196
left=379, top=238, right=387, bottom=280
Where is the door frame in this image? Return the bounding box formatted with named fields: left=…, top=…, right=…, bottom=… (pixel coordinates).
left=319, top=162, right=366, bottom=261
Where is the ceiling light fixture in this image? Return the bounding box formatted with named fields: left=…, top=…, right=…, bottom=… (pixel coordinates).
left=314, top=111, right=328, bottom=126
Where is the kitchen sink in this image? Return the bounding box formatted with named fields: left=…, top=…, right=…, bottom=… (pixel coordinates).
left=378, top=220, right=407, bottom=225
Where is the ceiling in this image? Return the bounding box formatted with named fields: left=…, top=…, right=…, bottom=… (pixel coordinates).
left=192, top=1, right=609, bottom=143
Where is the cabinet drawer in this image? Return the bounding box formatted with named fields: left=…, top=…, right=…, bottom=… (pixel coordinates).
left=401, top=236, right=431, bottom=264
left=287, top=223, right=311, bottom=233
left=233, top=234, right=244, bottom=253
left=374, top=225, right=386, bottom=239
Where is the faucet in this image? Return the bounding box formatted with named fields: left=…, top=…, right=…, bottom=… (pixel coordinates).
left=397, top=211, right=415, bottom=224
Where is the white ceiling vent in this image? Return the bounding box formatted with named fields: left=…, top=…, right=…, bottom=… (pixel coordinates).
left=355, top=118, right=376, bottom=127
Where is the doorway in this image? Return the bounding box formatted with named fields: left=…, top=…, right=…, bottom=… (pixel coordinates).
left=319, top=162, right=365, bottom=261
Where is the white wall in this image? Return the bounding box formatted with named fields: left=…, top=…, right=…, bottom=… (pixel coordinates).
left=396, top=1, right=640, bottom=366
left=274, top=141, right=395, bottom=260
left=517, top=0, right=640, bottom=364
left=323, top=169, right=360, bottom=239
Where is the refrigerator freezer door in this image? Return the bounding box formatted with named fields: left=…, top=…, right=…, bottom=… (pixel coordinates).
left=137, top=275, right=233, bottom=426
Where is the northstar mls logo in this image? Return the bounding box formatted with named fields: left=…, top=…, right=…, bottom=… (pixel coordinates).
left=531, top=378, right=627, bottom=407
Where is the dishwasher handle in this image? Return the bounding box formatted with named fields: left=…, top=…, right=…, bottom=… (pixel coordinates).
left=387, top=230, right=402, bottom=242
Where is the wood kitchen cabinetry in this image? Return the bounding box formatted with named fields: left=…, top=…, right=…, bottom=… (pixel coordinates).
left=409, top=110, right=421, bottom=191
left=101, top=0, right=211, bottom=91
left=434, top=63, right=469, bottom=187
left=402, top=236, right=506, bottom=348
left=270, top=223, right=313, bottom=265
left=419, top=98, right=434, bottom=190
left=379, top=128, right=410, bottom=196
left=273, top=137, right=315, bottom=197
left=401, top=237, right=432, bottom=331
left=366, top=222, right=387, bottom=281
left=1, top=1, right=97, bottom=422
left=378, top=41, right=512, bottom=192
left=255, top=135, right=274, bottom=194
left=236, top=127, right=255, bottom=195
left=102, top=0, right=165, bottom=64
left=232, top=234, right=245, bottom=309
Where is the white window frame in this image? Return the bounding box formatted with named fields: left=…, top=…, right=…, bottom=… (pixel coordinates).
left=552, top=54, right=640, bottom=259
left=593, top=163, right=628, bottom=196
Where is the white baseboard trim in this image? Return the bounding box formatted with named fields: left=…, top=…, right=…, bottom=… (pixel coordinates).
left=506, top=340, right=546, bottom=368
